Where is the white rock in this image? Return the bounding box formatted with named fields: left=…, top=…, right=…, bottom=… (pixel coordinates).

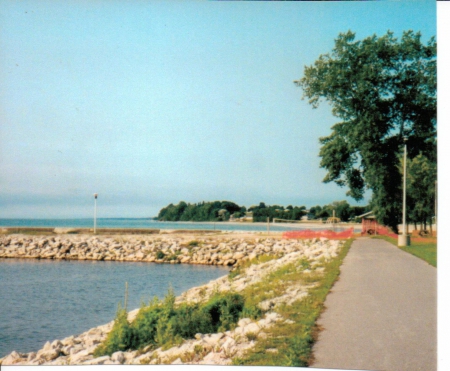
left=111, top=351, right=125, bottom=364
left=243, top=322, right=260, bottom=335
left=82, top=355, right=110, bottom=365
left=1, top=351, right=25, bottom=365
left=237, top=318, right=252, bottom=327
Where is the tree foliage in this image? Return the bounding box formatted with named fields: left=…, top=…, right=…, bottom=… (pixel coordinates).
left=297, top=30, right=436, bottom=232
left=158, top=201, right=242, bottom=222
left=249, top=203, right=306, bottom=222
left=406, top=153, right=437, bottom=231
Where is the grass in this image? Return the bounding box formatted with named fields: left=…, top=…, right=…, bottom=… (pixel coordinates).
left=228, top=254, right=279, bottom=280
left=372, top=235, right=437, bottom=267
left=233, top=238, right=354, bottom=366
left=94, top=238, right=354, bottom=366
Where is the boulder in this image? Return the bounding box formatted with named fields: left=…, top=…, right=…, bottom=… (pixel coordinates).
left=243, top=322, right=260, bottom=335
left=1, top=351, right=26, bottom=365
left=40, top=348, right=61, bottom=362
left=82, top=356, right=110, bottom=365
left=111, top=351, right=125, bottom=364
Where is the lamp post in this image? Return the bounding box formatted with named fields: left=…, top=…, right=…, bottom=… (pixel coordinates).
left=398, top=139, right=410, bottom=246
left=94, top=193, right=98, bottom=234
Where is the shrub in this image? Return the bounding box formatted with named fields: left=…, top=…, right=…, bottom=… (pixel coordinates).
left=156, top=251, right=165, bottom=260
left=201, top=292, right=245, bottom=332
left=246, top=332, right=258, bottom=341
left=94, top=304, right=133, bottom=357
left=241, top=303, right=263, bottom=320
left=95, top=289, right=248, bottom=356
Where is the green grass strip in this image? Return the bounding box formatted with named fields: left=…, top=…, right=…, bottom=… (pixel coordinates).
left=233, top=238, right=354, bottom=367
left=372, top=236, right=436, bottom=267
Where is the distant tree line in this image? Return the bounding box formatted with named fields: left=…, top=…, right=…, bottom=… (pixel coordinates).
left=250, top=201, right=368, bottom=222
left=157, top=201, right=245, bottom=222
left=157, top=200, right=369, bottom=223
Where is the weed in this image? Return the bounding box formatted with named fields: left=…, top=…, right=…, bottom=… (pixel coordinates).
left=228, top=267, right=242, bottom=280
left=156, top=251, right=165, bottom=260
left=232, top=357, right=245, bottom=365
left=194, top=344, right=204, bottom=355
left=245, top=332, right=258, bottom=341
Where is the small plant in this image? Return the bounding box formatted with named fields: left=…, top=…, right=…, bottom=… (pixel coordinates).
left=167, top=254, right=179, bottom=261
left=232, top=357, right=245, bottom=365
left=93, top=304, right=133, bottom=357
left=299, top=259, right=311, bottom=270
left=181, top=351, right=196, bottom=363
left=156, top=251, right=165, bottom=260
left=245, top=332, right=258, bottom=342
left=188, top=240, right=200, bottom=247
left=228, top=267, right=242, bottom=280
left=198, top=287, right=207, bottom=299
left=241, top=304, right=262, bottom=320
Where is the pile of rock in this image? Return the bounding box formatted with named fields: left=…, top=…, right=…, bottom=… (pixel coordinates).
left=0, top=237, right=343, bottom=366
left=0, top=234, right=340, bottom=267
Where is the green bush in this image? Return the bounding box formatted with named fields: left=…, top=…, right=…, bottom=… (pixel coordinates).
left=201, top=292, right=245, bottom=332
left=156, top=251, right=165, bottom=260
left=94, top=305, right=133, bottom=357
left=241, top=303, right=262, bottom=320
left=94, top=289, right=249, bottom=356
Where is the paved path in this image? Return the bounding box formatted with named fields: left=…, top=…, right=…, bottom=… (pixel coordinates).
left=312, top=237, right=436, bottom=371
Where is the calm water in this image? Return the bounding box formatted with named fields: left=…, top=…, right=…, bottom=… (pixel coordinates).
left=0, top=218, right=355, bottom=232
left=0, top=259, right=229, bottom=357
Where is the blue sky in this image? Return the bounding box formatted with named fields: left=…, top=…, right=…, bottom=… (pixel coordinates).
left=0, top=1, right=437, bottom=218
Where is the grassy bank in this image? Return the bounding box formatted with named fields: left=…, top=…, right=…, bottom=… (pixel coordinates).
left=373, top=235, right=437, bottom=267
left=91, top=239, right=354, bottom=366
left=232, top=238, right=354, bottom=366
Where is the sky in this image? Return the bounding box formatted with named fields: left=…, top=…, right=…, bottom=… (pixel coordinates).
left=0, top=0, right=437, bottom=219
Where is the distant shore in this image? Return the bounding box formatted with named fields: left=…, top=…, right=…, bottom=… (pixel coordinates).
left=0, top=219, right=362, bottom=234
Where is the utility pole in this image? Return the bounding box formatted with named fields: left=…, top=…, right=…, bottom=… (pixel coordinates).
left=398, top=139, right=410, bottom=246
left=94, top=193, right=98, bottom=234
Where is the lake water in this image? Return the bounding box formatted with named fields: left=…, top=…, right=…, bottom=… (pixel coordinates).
left=0, top=218, right=356, bottom=232
left=0, top=258, right=229, bottom=357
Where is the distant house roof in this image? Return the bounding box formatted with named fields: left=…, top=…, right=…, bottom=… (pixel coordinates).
left=355, top=211, right=375, bottom=219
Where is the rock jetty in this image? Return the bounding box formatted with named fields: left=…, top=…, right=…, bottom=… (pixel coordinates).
left=0, top=234, right=343, bottom=366
left=0, top=233, right=330, bottom=267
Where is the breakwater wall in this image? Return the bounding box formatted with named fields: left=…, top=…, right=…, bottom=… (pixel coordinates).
left=0, top=233, right=315, bottom=267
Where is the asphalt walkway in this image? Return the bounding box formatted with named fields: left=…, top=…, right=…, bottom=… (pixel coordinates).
left=311, top=237, right=436, bottom=371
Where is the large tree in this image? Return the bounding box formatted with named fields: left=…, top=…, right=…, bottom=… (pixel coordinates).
left=296, top=30, right=436, bottom=232
left=406, top=153, right=437, bottom=232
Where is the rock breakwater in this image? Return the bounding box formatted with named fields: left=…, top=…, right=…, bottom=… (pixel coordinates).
left=0, top=233, right=327, bottom=267
left=0, top=236, right=344, bottom=366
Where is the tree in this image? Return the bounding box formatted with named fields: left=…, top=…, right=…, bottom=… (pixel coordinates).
left=406, top=153, right=437, bottom=232
left=296, top=30, right=436, bottom=232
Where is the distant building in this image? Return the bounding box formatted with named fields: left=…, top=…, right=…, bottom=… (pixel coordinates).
left=230, top=211, right=253, bottom=222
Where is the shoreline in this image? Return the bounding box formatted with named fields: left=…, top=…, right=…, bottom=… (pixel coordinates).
left=0, top=220, right=362, bottom=231
left=0, top=234, right=346, bottom=366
